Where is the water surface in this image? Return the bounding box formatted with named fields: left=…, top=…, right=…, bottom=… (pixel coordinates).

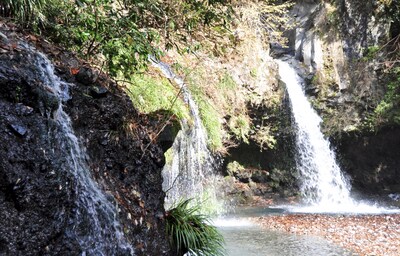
left=216, top=208, right=355, bottom=256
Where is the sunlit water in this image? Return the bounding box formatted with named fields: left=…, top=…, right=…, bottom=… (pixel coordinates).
left=277, top=59, right=400, bottom=214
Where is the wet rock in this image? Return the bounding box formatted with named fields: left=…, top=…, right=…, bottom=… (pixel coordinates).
left=89, top=86, right=108, bottom=98
left=99, top=137, right=108, bottom=146
left=270, top=43, right=294, bottom=58
left=9, top=123, right=27, bottom=137
left=75, top=67, right=99, bottom=85
left=305, top=85, right=319, bottom=96
left=0, top=32, right=8, bottom=45
left=388, top=193, right=400, bottom=201
left=251, top=170, right=269, bottom=183
left=335, top=126, right=400, bottom=194
left=15, top=103, right=34, bottom=116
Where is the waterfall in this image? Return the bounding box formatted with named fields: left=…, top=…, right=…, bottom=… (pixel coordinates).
left=277, top=60, right=353, bottom=209
left=277, top=59, right=400, bottom=214
left=29, top=46, right=133, bottom=255
left=150, top=59, right=220, bottom=212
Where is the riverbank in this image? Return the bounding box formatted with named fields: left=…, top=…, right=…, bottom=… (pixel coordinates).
left=251, top=214, right=400, bottom=256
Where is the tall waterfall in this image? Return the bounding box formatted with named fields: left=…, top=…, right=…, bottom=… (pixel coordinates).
left=277, top=60, right=353, bottom=209
left=151, top=59, right=220, bottom=211
left=30, top=47, right=133, bottom=255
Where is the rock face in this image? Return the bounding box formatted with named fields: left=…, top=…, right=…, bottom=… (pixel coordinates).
left=285, top=0, right=391, bottom=133
left=223, top=89, right=298, bottom=203
left=337, top=127, right=400, bottom=194
left=0, top=27, right=172, bottom=255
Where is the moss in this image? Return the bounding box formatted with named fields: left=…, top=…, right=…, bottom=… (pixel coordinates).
left=362, top=46, right=380, bottom=61
left=217, top=72, right=237, bottom=91
left=185, top=69, right=232, bottom=152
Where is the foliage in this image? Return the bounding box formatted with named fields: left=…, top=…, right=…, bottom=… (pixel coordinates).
left=217, top=72, right=237, bottom=91
left=125, top=74, right=190, bottom=121
left=228, top=114, right=250, bottom=143
left=0, top=0, right=47, bottom=26
left=367, top=67, right=400, bottom=128
left=165, top=199, right=225, bottom=256
left=2, top=0, right=233, bottom=78
left=226, top=161, right=245, bottom=176
left=254, top=125, right=277, bottom=150
left=239, top=0, right=295, bottom=45
left=127, top=0, right=234, bottom=53
left=43, top=0, right=160, bottom=77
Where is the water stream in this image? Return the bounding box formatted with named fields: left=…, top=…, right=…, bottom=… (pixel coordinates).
left=30, top=46, right=133, bottom=255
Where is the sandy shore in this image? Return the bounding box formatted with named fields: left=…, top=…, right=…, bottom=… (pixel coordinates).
left=251, top=214, right=400, bottom=256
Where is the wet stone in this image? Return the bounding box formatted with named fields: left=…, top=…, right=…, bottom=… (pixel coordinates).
left=15, top=103, right=34, bottom=116
left=75, top=67, right=99, bottom=85
left=9, top=123, right=27, bottom=137
left=99, top=138, right=108, bottom=146
left=90, top=86, right=108, bottom=98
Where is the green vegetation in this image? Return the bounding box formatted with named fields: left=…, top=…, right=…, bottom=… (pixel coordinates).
left=228, top=114, right=251, bottom=143
left=125, top=74, right=189, bottom=121
left=255, top=125, right=277, bottom=149
left=190, top=83, right=224, bottom=151
left=362, top=46, right=380, bottom=61
left=165, top=199, right=225, bottom=256
left=0, top=0, right=47, bottom=26
left=3, top=0, right=233, bottom=76
left=365, top=67, right=400, bottom=129
left=226, top=161, right=245, bottom=176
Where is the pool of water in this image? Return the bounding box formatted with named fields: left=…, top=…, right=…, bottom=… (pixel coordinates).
left=215, top=208, right=356, bottom=256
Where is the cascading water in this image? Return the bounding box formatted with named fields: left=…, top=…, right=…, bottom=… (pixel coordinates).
left=277, top=59, right=400, bottom=213
left=150, top=59, right=220, bottom=211
left=277, top=60, right=352, bottom=208
left=28, top=46, right=133, bottom=255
